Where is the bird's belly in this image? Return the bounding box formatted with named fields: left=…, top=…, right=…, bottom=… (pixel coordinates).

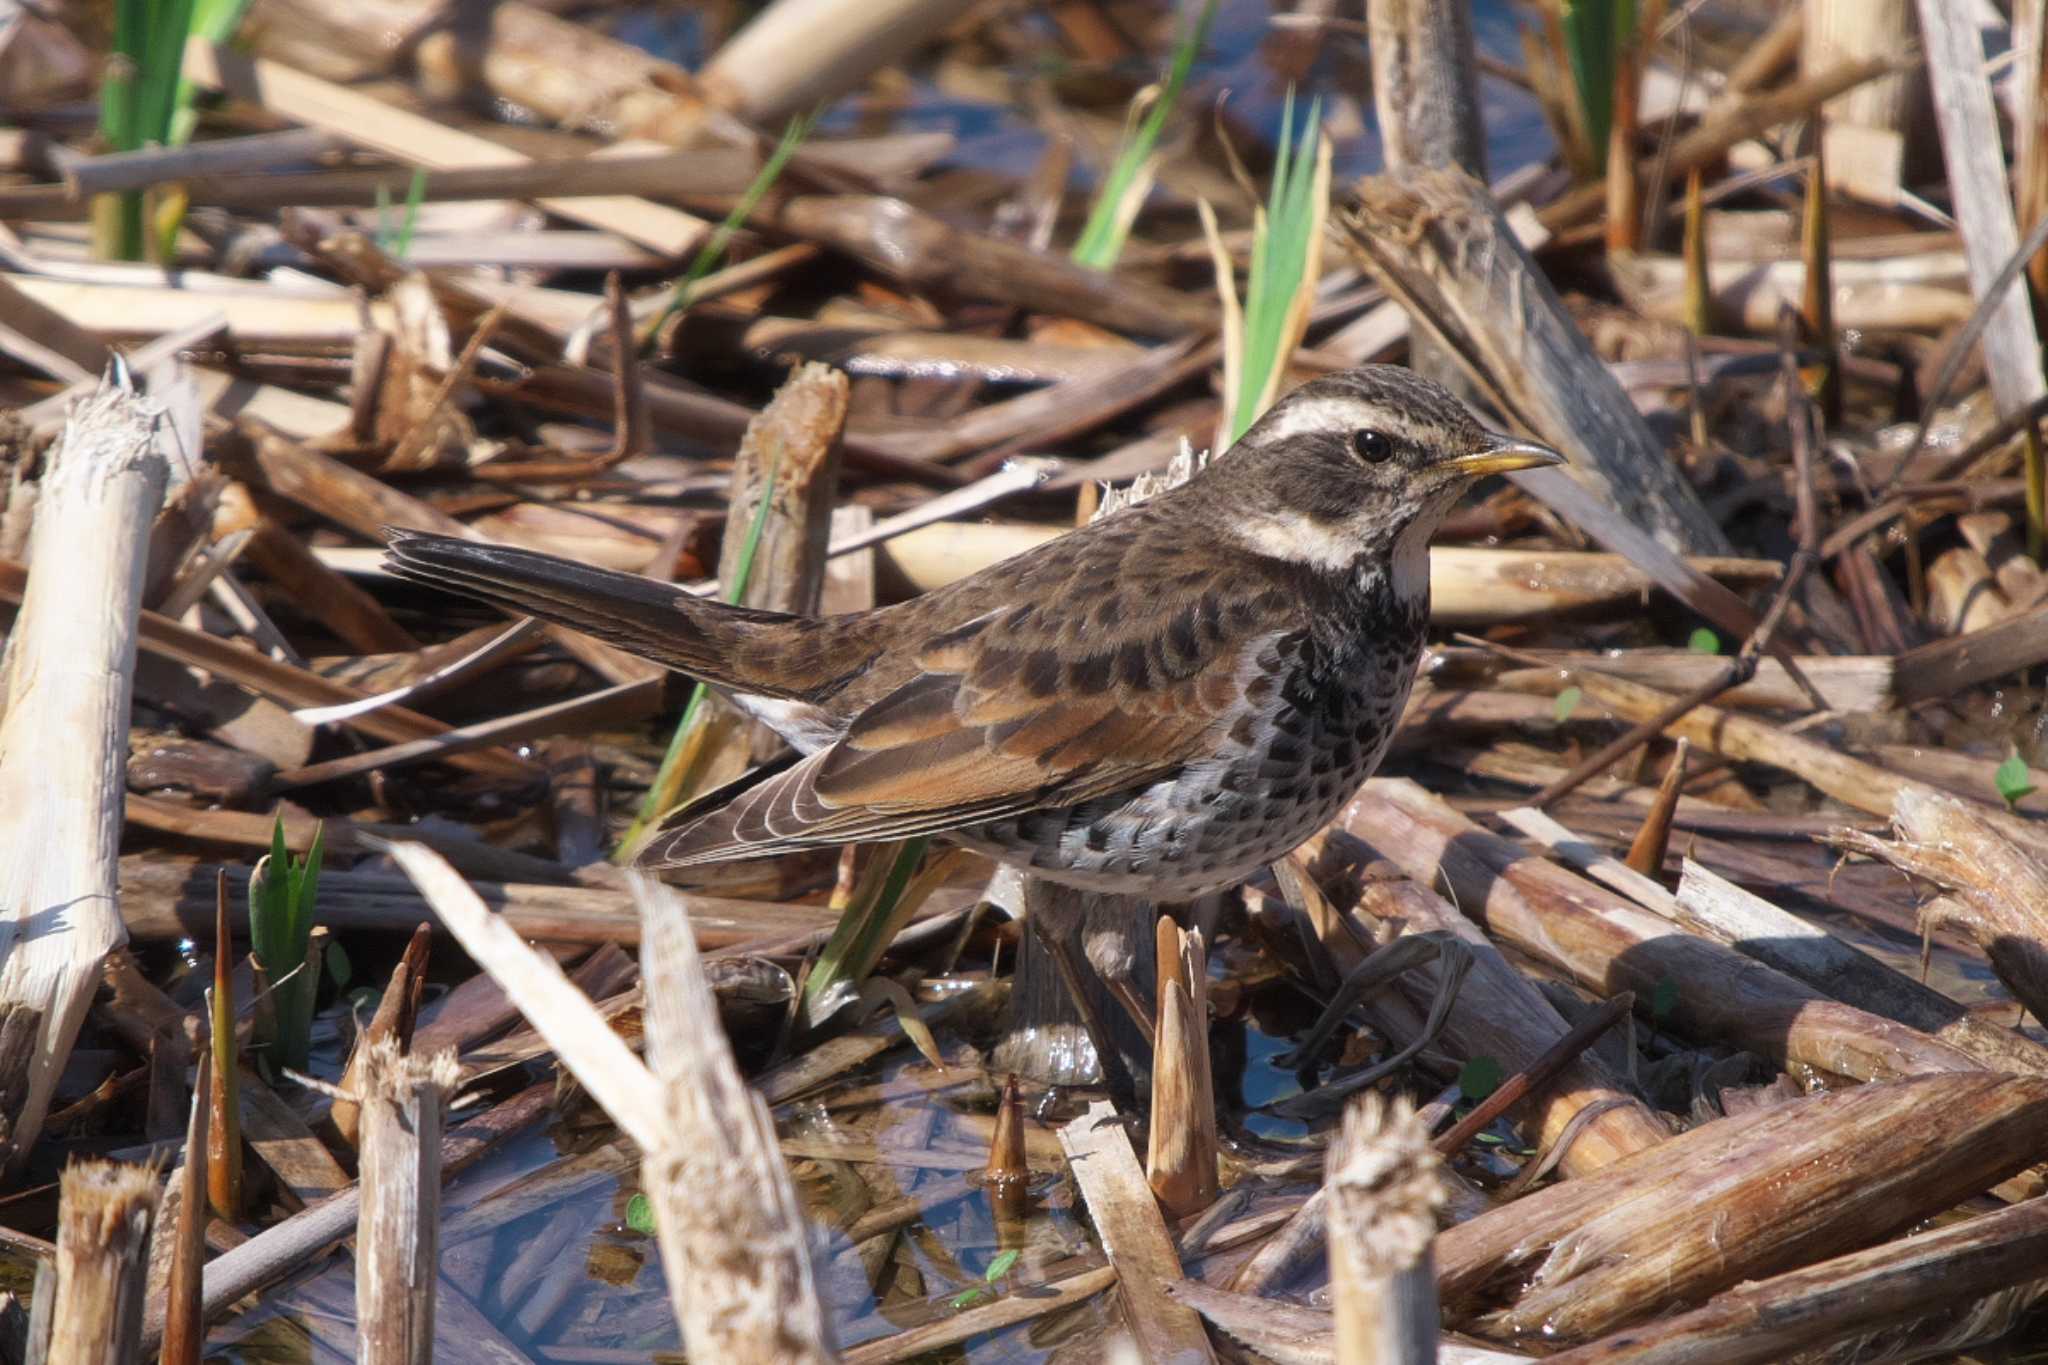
left=958, top=659, right=1415, bottom=898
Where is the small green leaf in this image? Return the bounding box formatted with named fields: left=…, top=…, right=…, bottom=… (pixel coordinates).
left=985, top=1249, right=1021, bottom=1282
left=624, top=1192, right=655, bottom=1235
left=1458, top=1055, right=1503, bottom=1100
left=325, top=940, right=352, bottom=991
left=1554, top=686, right=1583, bottom=723
left=1687, top=627, right=1720, bottom=655
left=1651, top=975, right=1680, bottom=1023
left=1995, top=754, right=2037, bottom=809
left=951, top=1287, right=989, bottom=1310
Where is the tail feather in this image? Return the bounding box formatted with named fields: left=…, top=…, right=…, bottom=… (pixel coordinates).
left=382, top=529, right=819, bottom=700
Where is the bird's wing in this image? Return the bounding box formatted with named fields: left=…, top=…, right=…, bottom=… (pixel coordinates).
left=640, top=551, right=1306, bottom=866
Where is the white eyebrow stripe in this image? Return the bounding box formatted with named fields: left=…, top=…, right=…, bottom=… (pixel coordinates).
left=1240, top=395, right=1376, bottom=447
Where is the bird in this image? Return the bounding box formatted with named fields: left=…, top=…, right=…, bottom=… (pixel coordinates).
left=384, top=366, right=1563, bottom=897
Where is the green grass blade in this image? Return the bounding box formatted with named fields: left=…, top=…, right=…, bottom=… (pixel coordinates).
left=391, top=167, right=428, bottom=260
left=800, top=838, right=930, bottom=1025
left=169, top=0, right=254, bottom=146
left=1560, top=0, right=1635, bottom=175
left=1071, top=0, right=1219, bottom=270
left=1226, top=92, right=1326, bottom=442
left=642, top=111, right=816, bottom=348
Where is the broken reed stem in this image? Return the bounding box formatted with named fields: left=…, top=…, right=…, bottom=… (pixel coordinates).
left=632, top=874, right=837, bottom=1363
left=1325, top=1094, right=1442, bottom=1365
left=0, top=378, right=169, bottom=1178
left=158, top=1048, right=210, bottom=1365
left=1624, top=738, right=1689, bottom=877
left=331, top=923, right=431, bottom=1149
left=47, top=1159, right=159, bottom=1365
left=355, top=1038, right=460, bottom=1365
left=1433, top=991, right=1634, bottom=1157
left=1146, top=918, right=1219, bottom=1219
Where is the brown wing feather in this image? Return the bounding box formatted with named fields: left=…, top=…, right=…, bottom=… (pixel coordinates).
left=647, top=618, right=1269, bottom=863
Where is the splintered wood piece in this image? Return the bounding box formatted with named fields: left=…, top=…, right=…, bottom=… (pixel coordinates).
left=1836, top=788, right=2048, bottom=1022
left=1326, top=1093, right=1441, bottom=1364
left=332, top=924, right=432, bottom=1149
left=1061, top=1099, right=1217, bottom=1362
left=355, top=1039, right=460, bottom=1365
left=1438, top=1073, right=2048, bottom=1342
left=1342, top=779, right=1987, bottom=1083
left=0, top=379, right=169, bottom=1178
left=46, top=1160, right=158, bottom=1365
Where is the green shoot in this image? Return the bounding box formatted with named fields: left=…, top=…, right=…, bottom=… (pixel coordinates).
left=1553, top=685, right=1583, bottom=724
left=800, top=838, right=936, bottom=1026
left=642, top=111, right=816, bottom=349
left=951, top=1248, right=1023, bottom=1309
left=625, top=1192, right=656, bottom=1234
left=1687, top=627, right=1720, bottom=655
left=1996, top=754, right=2037, bottom=809
left=1069, top=0, right=1219, bottom=271
left=614, top=448, right=783, bottom=859
left=1458, top=1055, right=1503, bottom=1101
left=96, top=0, right=198, bottom=259
left=169, top=0, right=255, bottom=145
left=375, top=168, right=430, bottom=260
left=96, top=0, right=254, bottom=260
left=1201, top=91, right=1331, bottom=445
left=1559, top=0, right=1638, bottom=176
left=247, top=814, right=326, bottom=1074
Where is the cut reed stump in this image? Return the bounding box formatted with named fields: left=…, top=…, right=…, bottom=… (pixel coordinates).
left=1339, top=167, right=1730, bottom=557
left=0, top=377, right=171, bottom=1179
left=705, top=361, right=849, bottom=770
left=355, top=1038, right=459, bottom=1365
left=1326, top=1095, right=1442, bottom=1365
left=46, top=1159, right=160, bottom=1365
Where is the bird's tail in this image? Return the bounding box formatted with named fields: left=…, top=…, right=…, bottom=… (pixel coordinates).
left=382, top=529, right=829, bottom=700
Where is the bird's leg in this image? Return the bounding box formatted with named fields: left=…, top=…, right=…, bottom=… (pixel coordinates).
left=1029, top=909, right=1143, bottom=1115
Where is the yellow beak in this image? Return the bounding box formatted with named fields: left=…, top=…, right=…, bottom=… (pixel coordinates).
left=1451, top=435, right=1567, bottom=478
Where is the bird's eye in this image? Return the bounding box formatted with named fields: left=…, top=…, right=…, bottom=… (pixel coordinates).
left=1351, top=429, right=1394, bottom=463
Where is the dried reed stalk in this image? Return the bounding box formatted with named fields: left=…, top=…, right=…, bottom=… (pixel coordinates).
left=1343, top=779, right=1987, bottom=1083
left=703, top=0, right=976, bottom=123
left=1340, top=167, right=1729, bottom=555
left=1439, top=1073, right=2048, bottom=1341
left=0, top=378, right=169, bottom=1179
left=1836, top=788, right=2048, bottom=1022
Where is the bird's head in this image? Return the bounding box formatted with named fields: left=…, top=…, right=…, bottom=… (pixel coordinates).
left=1211, top=365, right=1564, bottom=575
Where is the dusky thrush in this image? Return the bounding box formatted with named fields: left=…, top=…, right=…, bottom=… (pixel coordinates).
left=385, top=365, right=1563, bottom=893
